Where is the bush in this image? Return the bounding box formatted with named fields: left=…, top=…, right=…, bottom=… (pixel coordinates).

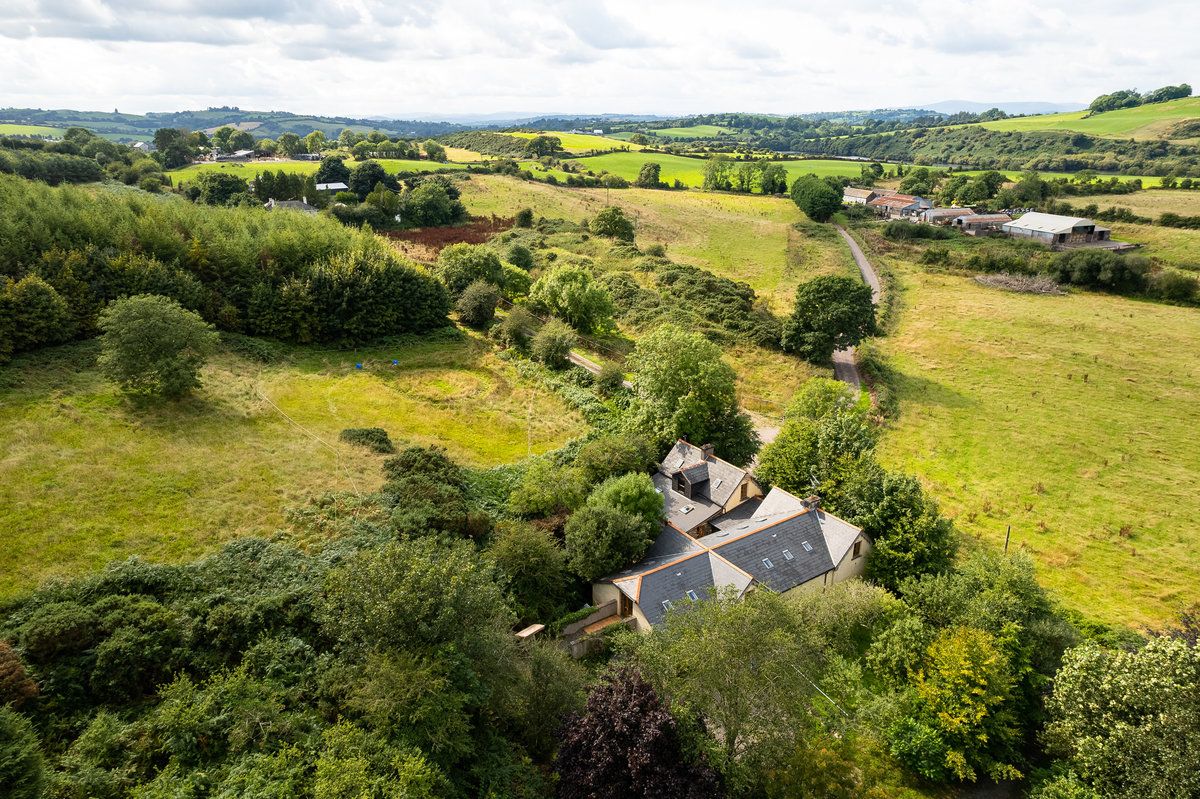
left=339, top=427, right=396, bottom=454
left=884, top=221, right=953, bottom=241
left=589, top=207, right=635, bottom=241
left=495, top=305, right=537, bottom=352
left=1046, top=250, right=1149, bottom=293
left=0, top=707, right=44, bottom=799
left=434, top=243, right=504, bottom=297
left=565, top=505, right=655, bottom=581
left=97, top=294, right=220, bottom=399
left=455, top=280, right=500, bottom=328
left=514, top=208, right=534, bottom=228
left=506, top=243, right=534, bottom=270
left=572, top=432, right=655, bottom=484
left=1146, top=269, right=1198, bottom=303
left=506, top=460, right=585, bottom=518
left=531, top=319, right=576, bottom=370
left=529, top=265, right=615, bottom=334
left=595, top=363, right=627, bottom=396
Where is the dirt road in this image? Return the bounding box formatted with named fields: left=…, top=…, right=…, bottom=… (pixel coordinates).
left=832, top=226, right=882, bottom=390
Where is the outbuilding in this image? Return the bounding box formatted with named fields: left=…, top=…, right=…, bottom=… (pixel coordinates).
left=1002, top=212, right=1111, bottom=245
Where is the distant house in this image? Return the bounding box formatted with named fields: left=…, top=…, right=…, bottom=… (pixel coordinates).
left=589, top=440, right=871, bottom=633
left=264, top=198, right=317, bottom=214
left=867, top=193, right=932, bottom=218
left=295, top=153, right=322, bottom=161
left=843, top=187, right=877, bottom=205
left=921, top=206, right=974, bottom=225
left=315, top=182, right=349, bottom=192
left=132, top=141, right=154, bottom=153
left=954, top=213, right=1012, bottom=235
left=592, top=129, right=604, bottom=135
left=1001, top=212, right=1111, bottom=246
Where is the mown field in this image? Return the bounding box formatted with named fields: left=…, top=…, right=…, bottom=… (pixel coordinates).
left=0, top=334, right=585, bottom=599
left=507, top=130, right=633, bottom=151
left=170, top=158, right=464, bottom=180
left=978, top=97, right=1200, bottom=140
left=650, top=124, right=736, bottom=138
left=0, top=123, right=65, bottom=137
left=872, top=263, right=1200, bottom=626
left=1073, top=189, right=1200, bottom=217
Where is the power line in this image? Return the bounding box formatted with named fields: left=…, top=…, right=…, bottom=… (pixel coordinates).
left=254, top=382, right=363, bottom=498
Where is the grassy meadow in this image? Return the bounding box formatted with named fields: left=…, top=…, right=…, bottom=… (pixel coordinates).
left=872, top=263, right=1200, bottom=626
left=978, top=97, right=1200, bottom=140
left=1073, top=189, right=1200, bottom=217
left=650, top=124, right=736, bottom=138
left=0, top=123, right=65, bottom=137
left=507, top=130, right=634, bottom=151
left=0, top=334, right=584, bottom=599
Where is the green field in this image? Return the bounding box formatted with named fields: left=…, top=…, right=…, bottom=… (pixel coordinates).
left=650, top=124, right=736, bottom=138
left=0, top=335, right=584, bottom=599
left=978, top=97, right=1200, bottom=140
left=568, top=152, right=885, bottom=188
left=170, top=158, right=464, bottom=180
left=1073, top=189, right=1200, bottom=217
left=0, top=123, right=65, bottom=137
left=508, top=130, right=633, bottom=151
left=872, top=263, right=1200, bottom=626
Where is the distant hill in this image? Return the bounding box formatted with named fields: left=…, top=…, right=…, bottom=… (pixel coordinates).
left=923, top=100, right=1086, bottom=115
left=974, top=96, right=1200, bottom=141
left=0, top=107, right=465, bottom=142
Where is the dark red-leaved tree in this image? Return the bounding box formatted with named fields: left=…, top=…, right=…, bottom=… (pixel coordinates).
left=555, top=668, right=722, bottom=799
left=0, top=641, right=38, bottom=708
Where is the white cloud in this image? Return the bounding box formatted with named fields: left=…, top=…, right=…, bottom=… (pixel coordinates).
left=0, top=0, right=1195, bottom=117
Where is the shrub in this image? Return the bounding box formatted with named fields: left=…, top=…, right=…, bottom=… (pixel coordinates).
left=1046, top=250, right=1149, bottom=293
left=884, top=221, right=953, bottom=241
left=434, top=243, right=504, bottom=297
left=455, top=280, right=500, bottom=328
left=514, top=208, right=534, bottom=228
left=495, top=305, right=537, bottom=352
left=0, top=707, right=44, bottom=799
left=506, top=459, right=585, bottom=517
left=564, top=505, right=655, bottom=581
left=529, top=265, right=615, bottom=334
left=572, top=432, right=655, bottom=484
left=1147, top=269, right=1198, bottom=303
left=506, top=243, right=534, bottom=270
left=339, top=427, right=396, bottom=454
left=595, top=363, right=627, bottom=396
left=97, top=294, right=220, bottom=399
left=531, top=318, right=576, bottom=370
left=589, top=207, right=635, bottom=241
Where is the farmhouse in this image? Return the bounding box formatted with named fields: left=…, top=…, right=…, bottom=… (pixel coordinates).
left=921, top=206, right=974, bottom=225
left=954, top=213, right=1012, bottom=235
left=589, top=441, right=871, bottom=633
left=1001, top=212, right=1111, bottom=246
left=295, top=153, right=322, bottom=161
left=843, top=187, right=877, bottom=205
left=315, top=182, right=349, bottom=192
left=867, top=193, right=932, bottom=218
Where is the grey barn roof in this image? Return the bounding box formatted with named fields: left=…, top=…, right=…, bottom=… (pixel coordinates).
left=1003, top=212, right=1097, bottom=235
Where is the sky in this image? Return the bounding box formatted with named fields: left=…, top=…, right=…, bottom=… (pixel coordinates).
left=0, top=0, right=1196, bottom=120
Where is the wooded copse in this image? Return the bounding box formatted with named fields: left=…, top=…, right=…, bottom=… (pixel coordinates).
left=0, top=175, right=449, bottom=362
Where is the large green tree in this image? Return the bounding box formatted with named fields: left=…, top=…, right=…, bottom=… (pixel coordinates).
left=781, top=275, right=877, bottom=362
left=1045, top=637, right=1200, bottom=799
left=314, top=155, right=351, bottom=185
left=528, top=265, right=615, bottom=334
left=0, top=707, right=44, bottom=799
left=97, top=294, right=219, bottom=399
left=627, top=324, right=758, bottom=465
left=434, top=243, right=504, bottom=297
left=789, top=174, right=842, bottom=222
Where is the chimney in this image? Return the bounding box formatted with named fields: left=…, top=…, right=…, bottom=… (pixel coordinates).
left=802, top=495, right=821, bottom=511
left=700, top=443, right=714, bottom=460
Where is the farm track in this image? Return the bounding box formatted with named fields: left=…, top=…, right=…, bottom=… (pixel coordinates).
left=832, top=226, right=882, bottom=391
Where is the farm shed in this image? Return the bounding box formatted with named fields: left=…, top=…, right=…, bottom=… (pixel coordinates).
left=1002, top=212, right=1111, bottom=245
left=843, top=187, right=877, bottom=205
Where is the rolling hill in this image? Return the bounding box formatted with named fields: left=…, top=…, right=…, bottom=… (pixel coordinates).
left=977, top=97, right=1200, bottom=141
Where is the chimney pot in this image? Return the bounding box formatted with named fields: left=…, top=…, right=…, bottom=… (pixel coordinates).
left=701, top=443, right=714, bottom=459
left=803, top=495, right=821, bottom=510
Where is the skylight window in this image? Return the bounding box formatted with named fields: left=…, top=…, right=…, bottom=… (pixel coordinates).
left=680, top=505, right=694, bottom=514
left=686, top=590, right=699, bottom=601
left=782, top=549, right=794, bottom=561
left=753, top=515, right=768, bottom=522
left=662, top=599, right=673, bottom=612
left=712, top=478, right=723, bottom=489
left=801, top=541, right=813, bottom=553
left=762, top=557, right=775, bottom=569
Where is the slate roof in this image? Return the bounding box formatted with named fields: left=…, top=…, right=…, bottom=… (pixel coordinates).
left=315, top=182, right=349, bottom=191
left=659, top=440, right=748, bottom=508
left=617, top=550, right=753, bottom=627
left=654, top=472, right=723, bottom=534
left=264, top=199, right=318, bottom=213
left=709, top=497, right=763, bottom=531
left=700, top=511, right=836, bottom=593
